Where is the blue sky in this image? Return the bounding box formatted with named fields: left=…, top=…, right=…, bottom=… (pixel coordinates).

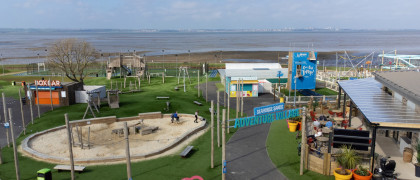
left=1, top=0, right=420, bottom=29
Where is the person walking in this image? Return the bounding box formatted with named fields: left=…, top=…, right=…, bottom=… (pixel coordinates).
left=194, top=110, right=199, bottom=123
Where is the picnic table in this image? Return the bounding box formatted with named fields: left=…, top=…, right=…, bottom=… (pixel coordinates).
left=54, top=165, right=85, bottom=173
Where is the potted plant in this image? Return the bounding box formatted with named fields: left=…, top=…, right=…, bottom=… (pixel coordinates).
left=288, top=117, right=300, bottom=132
left=352, top=165, right=372, bottom=180
left=334, top=145, right=360, bottom=180
left=415, top=142, right=420, bottom=177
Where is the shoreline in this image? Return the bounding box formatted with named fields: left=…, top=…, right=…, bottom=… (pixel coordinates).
left=1, top=50, right=343, bottom=65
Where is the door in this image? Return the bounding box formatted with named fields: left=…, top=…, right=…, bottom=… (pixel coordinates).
left=35, top=91, right=60, bottom=105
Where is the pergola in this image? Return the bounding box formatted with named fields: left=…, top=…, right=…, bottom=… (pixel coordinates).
left=337, top=77, right=420, bottom=170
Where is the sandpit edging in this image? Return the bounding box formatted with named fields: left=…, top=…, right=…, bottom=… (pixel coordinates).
left=21, top=113, right=207, bottom=164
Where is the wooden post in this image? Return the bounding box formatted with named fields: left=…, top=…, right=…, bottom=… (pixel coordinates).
left=36, top=82, right=40, bottom=118
left=88, top=126, right=91, bottom=149
left=124, top=122, right=132, bottom=180
left=49, top=78, right=54, bottom=111
left=236, top=80, right=239, bottom=119
left=80, top=126, right=83, bottom=149
left=138, top=76, right=141, bottom=91
left=65, top=114, right=75, bottom=180
left=0, top=145, right=2, bottom=164
left=227, top=84, right=230, bottom=134
left=222, top=109, right=226, bottom=180
left=223, top=89, right=226, bottom=107
left=124, top=77, right=126, bottom=88
left=300, top=107, right=307, bottom=175
left=29, top=90, right=34, bottom=124
left=162, top=72, right=165, bottom=84
left=18, top=89, right=25, bottom=135
left=2, top=93, right=10, bottom=147
left=9, top=108, right=20, bottom=180
left=211, top=100, right=214, bottom=168
left=205, top=73, right=208, bottom=102
left=217, top=91, right=220, bottom=147
left=241, top=79, right=244, bottom=117
left=198, top=70, right=200, bottom=97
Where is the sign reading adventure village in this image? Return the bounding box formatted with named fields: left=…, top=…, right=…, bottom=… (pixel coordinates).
left=234, top=108, right=301, bottom=128
left=254, top=103, right=284, bottom=116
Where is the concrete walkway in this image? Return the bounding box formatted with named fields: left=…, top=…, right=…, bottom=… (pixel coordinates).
left=0, top=97, right=51, bottom=148
left=200, top=81, right=287, bottom=180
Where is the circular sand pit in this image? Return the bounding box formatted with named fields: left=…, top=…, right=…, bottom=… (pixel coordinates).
left=21, top=113, right=206, bottom=164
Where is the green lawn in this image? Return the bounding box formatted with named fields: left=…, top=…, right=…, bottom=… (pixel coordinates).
left=0, top=76, right=237, bottom=180
left=266, top=120, right=334, bottom=180
left=315, top=88, right=338, bottom=96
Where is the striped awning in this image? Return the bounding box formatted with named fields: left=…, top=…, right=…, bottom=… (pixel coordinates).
left=338, top=78, right=420, bottom=129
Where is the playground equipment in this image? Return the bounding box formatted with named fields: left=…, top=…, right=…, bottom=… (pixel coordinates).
left=178, top=66, right=191, bottom=92
left=107, top=54, right=145, bottom=79
left=378, top=51, right=420, bottom=70
left=82, top=91, right=101, bottom=119
left=107, top=90, right=120, bottom=109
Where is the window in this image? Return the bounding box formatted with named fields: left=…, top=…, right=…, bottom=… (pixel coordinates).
left=296, top=65, right=302, bottom=77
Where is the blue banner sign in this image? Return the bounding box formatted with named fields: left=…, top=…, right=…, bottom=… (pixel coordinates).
left=234, top=108, right=300, bottom=128
left=254, top=103, right=284, bottom=116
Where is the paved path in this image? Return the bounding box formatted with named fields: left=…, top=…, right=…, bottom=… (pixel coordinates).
left=0, top=96, right=51, bottom=148
left=200, top=81, right=287, bottom=180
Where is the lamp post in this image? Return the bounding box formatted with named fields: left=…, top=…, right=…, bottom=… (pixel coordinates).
left=162, top=50, right=165, bottom=73
left=294, top=75, right=297, bottom=107
left=175, top=54, right=178, bottom=78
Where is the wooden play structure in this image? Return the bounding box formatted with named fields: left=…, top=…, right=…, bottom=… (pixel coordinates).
left=107, top=90, right=120, bottom=109
left=107, top=54, right=146, bottom=79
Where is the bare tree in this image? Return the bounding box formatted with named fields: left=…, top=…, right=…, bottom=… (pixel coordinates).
left=47, top=39, right=96, bottom=83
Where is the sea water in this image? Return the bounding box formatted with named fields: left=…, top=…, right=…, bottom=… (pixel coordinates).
left=1, top=29, right=420, bottom=64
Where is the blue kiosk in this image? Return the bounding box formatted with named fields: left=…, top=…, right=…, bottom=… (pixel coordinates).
left=287, top=51, right=318, bottom=91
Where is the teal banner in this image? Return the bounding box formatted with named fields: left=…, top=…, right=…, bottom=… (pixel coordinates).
left=234, top=108, right=301, bottom=128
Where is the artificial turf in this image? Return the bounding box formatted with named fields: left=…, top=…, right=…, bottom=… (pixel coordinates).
left=266, top=120, right=334, bottom=180
left=0, top=76, right=236, bottom=180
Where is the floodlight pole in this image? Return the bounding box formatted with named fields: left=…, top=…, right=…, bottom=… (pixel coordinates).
left=217, top=91, right=220, bottom=147
left=18, top=89, right=25, bottom=135
left=9, top=108, right=20, bottom=180
left=211, top=100, right=214, bottom=168
left=124, top=122, right=132, bottom=180
left=294, top=76, right=297, bottom=107
left=2, top=93, right=10, bottom=147
left=222, top=109, right=226, bottom=180
left=65, top=114, right=75, bottom=180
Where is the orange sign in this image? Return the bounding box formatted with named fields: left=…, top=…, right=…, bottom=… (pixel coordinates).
left=35, top=80, right=61, bottom=86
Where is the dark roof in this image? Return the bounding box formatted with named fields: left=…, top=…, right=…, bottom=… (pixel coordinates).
left=338, top=78, right=420, bottom=129
left=373, top=69, right=420, bottom=106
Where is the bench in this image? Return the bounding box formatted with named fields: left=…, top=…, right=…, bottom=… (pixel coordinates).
left=174, top=86, right=179, bottom=91
left=54, top=165, right=86, bottom=174
left=141, top=126, right=159, bottom=135
left=193, top=101, right=202, bottom=106
left=156, top=96, right=170, bottom=100
left=180, top=145, right=194, bottom=158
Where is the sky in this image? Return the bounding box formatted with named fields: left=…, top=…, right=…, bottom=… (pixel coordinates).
left=1, top=0, right=420, bottom=30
